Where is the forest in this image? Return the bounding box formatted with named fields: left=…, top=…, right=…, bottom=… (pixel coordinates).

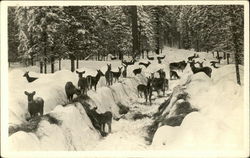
left=8, top=5, right=244, bottom=73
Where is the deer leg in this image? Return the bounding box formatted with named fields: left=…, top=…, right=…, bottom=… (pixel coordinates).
left=103, top=123, right=106, bottom=133
left=108, top=122, right=112, bottom=133
left=144, top=91, right=147, bottom=103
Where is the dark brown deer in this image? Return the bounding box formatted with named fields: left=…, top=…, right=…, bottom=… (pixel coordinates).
left=122, top=59, right=136, bottom=66
left=122, top=64, right=128, bottom=78
left=86, top=70, right=104, bottom=91
left=147, top=54, right=154, bottom=60
left=133, top=68, right=142, bottom=76
left=188, top=53, right=199, bottom=61
left=24, top=91, right=44, bottom=118
left=151, top=73, right=166, bottom=96
left=91, top=107, right=113, bottom=134
left=23, top=71, right=38, bottom=83
left=105, top=64, right=113, bottom=86
left=195, top=61, right=204, bottom=68
left=76, top=70, right=88, bottom=94
left=170, top=70, right=180, bottom=80
left=189, top=60, right=212, bottom=77
left=112, top=67, right=122, bottom=83
left=157, top=55, right=166, bottom=60
left=65, top=81, right=81, bottom=101
left=169, top=60, right=187, bottom=72
left=139, top=61, right=151, bottom=68
left=137, top=77, right=153, bottom=104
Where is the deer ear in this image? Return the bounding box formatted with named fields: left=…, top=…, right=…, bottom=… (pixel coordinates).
left=32, top=91, right=36, bottom=95
left=24, top=91, right=29, bottom=95
left=83, top=71, right=85, bottom=74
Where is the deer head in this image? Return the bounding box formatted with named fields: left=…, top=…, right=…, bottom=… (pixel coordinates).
left=24, top=91, right=36, bottom=101
left=76, top=71, right=86, bottom=78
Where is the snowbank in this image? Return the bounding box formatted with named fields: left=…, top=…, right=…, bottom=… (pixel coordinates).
left=9, top=104, right=100, bottom=151
left=8, top=62, right=150, bottom=151
left=151, top=64, right=245, bottom=151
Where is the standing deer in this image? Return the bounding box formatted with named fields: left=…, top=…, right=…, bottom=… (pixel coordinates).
left=105, top=64, right=113, bottom=86
left=112, top=67, right=123, bottom=83
left=24, top=91, right=44, bottom=118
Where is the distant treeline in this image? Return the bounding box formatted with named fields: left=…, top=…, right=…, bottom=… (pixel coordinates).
left=8, top=5, right=244, bottom=67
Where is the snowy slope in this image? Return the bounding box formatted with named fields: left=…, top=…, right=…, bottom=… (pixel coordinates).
left=8, top=47, right=246, bottom=152
left=151, top=64, right=245, bottom=151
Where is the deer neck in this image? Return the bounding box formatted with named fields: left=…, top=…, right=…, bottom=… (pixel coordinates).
left=95, top=73, right=102, bottom=81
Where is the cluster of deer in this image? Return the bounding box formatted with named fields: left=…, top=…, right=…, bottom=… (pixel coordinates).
left=169, top=53, right=213, bottom=78
left=137, top=69, right=168, bottom=104
left=147, top=54, right=166, bottom=64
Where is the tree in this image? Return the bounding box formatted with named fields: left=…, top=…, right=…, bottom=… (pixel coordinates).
left=130, top=6, right=139, bottom=57
left=8, top=7, right=19, bottom=65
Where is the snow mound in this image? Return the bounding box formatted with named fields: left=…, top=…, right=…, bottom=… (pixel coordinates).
left=151, top=64, right=244, bottom=151
left=9, top=65, right=151, bottom=151
left=9, top=104, right=100, bottom=151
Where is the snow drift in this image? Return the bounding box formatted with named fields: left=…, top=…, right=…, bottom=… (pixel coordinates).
left=8, top=63, right=148, bottom=151
left=151, top=64, right=245, bottom=151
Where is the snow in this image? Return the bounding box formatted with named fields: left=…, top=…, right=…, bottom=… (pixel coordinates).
left=151, top=61, right=245, bottom=151
left=8, top=47, right=246, bottom=153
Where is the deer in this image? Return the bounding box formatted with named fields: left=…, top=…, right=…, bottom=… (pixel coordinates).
left=151, top=73, right=166, bottom=96
left=189, top=60, right=212, bottom=77
left=139, top=61, right=151, bottom=68
left=195, top=61, right=204, bottom=68
left=210, top=56, right=223, bottom=68
left=65, top=81, right=81, bottom=101
left=86, top=70, right=104, bottom=91
left=157, top=55, right=165, bottom=63
left=24, top=91, right=44, bottom=118
left=169, top=60, right=187, bottom=72
left=122, top=64, right=128, bottom=78
left=111, top=67, right=123, bottom=83
left=147, top=54, right=154, bottom=60
left=137, top=77, right=153, bottom=104
left=91, top=107, right=113, bottom=134
left=105, top=64, right=113, bottom=86
left=157, top=55, right=166, bottom=60
left=133, top=68, right=142, bottom=76
left=170, top=70, right=180, bottom=80
left=157, top=69, right=166, bottom=79
left=188, top=53, right=199, bottom=61
left=122, top=58, right=136, bottom=66
left=76, top=70, right=88, bottom=94
left=23, top=71, right=38, bottom=83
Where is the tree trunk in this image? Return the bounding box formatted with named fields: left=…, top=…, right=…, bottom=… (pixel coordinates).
left=223, top=52, right=226, bottom=59
left=131, top=6, right=139, bottom=57
left=71, top=59, right=75, bottom=72
left=229, top=7, right=241, bottom=85
left=40, top=61, right=43, bottom=73
left=216, top=51, right=219, bottom=59
left=30, top=56, right=33, bottom=66
left=76, top=57, right=79, bottom=69
left=155, top=12, right=160, bottom=54
left=44, top=58, right=47, bottom=74
left=59, top=58, right=61, bottom=70
left=227, top=53, right=230, bottom=64
left=51, top=56, right=55, bottom=73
